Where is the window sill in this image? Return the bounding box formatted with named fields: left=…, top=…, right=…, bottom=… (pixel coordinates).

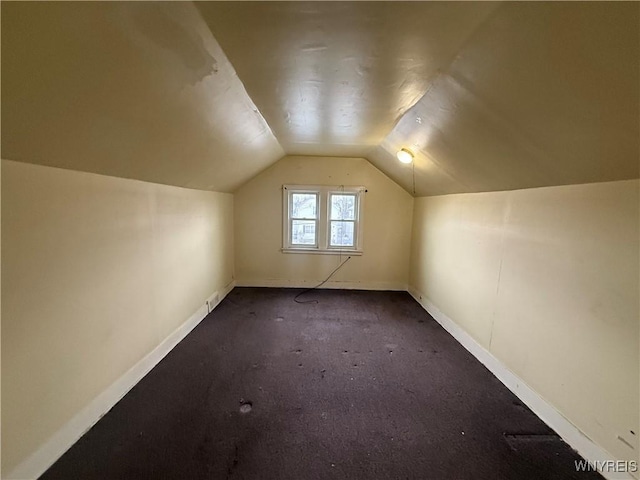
left=282, top=248, right=363, bottom=256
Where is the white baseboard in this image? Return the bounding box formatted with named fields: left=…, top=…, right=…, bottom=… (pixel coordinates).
left=7, top=280, right=236, bottom=480
left=236, top=278, right=407, bottom=291
left=408, top=286, right=636, bottom=480
left=9, top=281, right=631, bottom=480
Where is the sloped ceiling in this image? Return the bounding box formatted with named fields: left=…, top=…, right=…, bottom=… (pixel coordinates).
left=197, top=1, right=499, bottom=159
left=1, top=2, right=284, bottom=192
left=2, top=2, right=638, bottom=196
left=369, top=2, right=640, bottom=196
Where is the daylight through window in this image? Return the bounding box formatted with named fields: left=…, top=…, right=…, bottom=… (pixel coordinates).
left=283, top=185, right=364, bottom=254
left=290, top=192, right=318, bottom=246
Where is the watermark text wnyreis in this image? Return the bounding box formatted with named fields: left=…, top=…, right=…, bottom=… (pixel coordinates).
left=575, top=459, right=638, bottom=473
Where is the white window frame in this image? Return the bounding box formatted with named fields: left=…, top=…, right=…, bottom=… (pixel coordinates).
left=287, top=189, right=320, bottom=248
left=283, top=184, right=365, bottom=255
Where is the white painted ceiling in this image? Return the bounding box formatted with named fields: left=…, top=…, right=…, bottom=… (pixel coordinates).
left=197, top=1, right=499, bottom=159
left=2, top=2, right=638, bottom=196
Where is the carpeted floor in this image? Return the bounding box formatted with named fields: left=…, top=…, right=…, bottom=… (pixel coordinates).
left=41, top=288, right=603, bottom=479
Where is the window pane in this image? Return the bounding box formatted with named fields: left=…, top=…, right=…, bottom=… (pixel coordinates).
left=330, top=194, right=356, bottom=220
left=291, top=220, right=317, bottom=245
left=330, top=221, right=355, bottom=247
left=291, top=193, right=317, bottom=219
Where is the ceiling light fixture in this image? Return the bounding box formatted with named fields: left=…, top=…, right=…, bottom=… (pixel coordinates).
left=396, top=148, right=414, bottom=164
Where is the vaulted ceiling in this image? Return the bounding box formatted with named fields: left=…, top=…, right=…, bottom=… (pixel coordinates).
left=2, top=2, right=638, bottom=196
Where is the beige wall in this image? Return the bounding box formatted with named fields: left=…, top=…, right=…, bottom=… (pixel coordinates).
left=1, top=160, right=234, bottom=475
left=409, top=179, right=639, bottom=466
left=234, top=156, right=413, bottom=290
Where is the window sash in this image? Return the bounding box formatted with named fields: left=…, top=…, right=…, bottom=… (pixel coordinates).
left=287, top=191, right=319, bottom=247
left=329, top=193, right=357, bottom=221
left=290, top=218, right=318, bottom=246
left=290, top=192, right=318, bottom=220
left=329, top=219, right=356, bottom=247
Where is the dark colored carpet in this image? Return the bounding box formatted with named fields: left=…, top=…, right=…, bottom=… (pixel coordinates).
left=41, top=288, right=602, bottom=480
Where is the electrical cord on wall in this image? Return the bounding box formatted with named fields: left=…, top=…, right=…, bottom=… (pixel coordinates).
left=293, top=256, right=352, bottom=304
left=293, top=184, right=365, bottom=304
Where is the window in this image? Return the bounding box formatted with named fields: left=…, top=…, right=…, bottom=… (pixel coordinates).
left=290, top=192, right=318, bottom=246
left=329, top=193, right=356, bottom=247
left=283, top=185, right=365, bottom=254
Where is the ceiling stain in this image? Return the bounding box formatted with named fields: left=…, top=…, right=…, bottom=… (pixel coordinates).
left=132, top=4, right=218, bottom=86
left=1, top=2, right=638, bottom=197
left=1, top=2, right=284, bottom=192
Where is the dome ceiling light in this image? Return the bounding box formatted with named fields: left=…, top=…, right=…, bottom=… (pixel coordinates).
left=396, top=148, right=414, bottom=164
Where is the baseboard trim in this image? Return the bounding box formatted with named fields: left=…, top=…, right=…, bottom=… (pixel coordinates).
left=7, top=280, right=236, bottom=480
left=407, top=286, right=635, bottom=480
left=236, top=279, right=407, bottom=291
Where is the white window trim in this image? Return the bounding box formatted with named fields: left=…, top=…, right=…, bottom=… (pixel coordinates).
left=282, top=184, right=365, bottom=255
